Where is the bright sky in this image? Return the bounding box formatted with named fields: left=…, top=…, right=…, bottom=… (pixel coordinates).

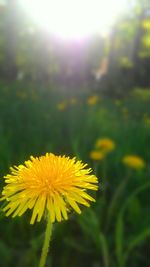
left=19, top=0, right=128, bottom=39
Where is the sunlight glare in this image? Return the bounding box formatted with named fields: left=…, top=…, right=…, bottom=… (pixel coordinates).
left=19, top=0, right=127, bottom=39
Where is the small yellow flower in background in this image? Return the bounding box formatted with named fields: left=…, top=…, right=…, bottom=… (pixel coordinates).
left=89, top=150, right=104, bottom=161
left=122, top=107, right=128, bottom=113
left=87, top=95, right=99, bottom=105
left=144, top=117, right=150, bottom=126
left=122, top=107, right=129, bottom=119
left=143, top=114, right=150, bottom=126
left=1, top=153, right=98, bottom=224
left=70, top=98, right=78, bottom=105
left=114, top=99, right=122, bottom=106
left=56, top=101, right=67, bottom=111
left=16, top=90, right=27, bottom=99
left=122, top=155, right=145, bottom=170
left=95, top=138, right=115, bottom=154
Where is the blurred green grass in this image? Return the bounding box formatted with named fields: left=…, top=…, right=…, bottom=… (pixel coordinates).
left=0, top=81, right=150, bottom=267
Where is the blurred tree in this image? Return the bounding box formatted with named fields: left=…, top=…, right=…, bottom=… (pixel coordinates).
left=3, top=0, right=19, bottom=80
left=97, top=0, right=150, bottom=96
left=0, top=0, right=150, bottom=94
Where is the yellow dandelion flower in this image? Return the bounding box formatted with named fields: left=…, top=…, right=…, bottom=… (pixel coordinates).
left=56, top=101, right=66, bottom=111
left=70, top=98, right=78, bottom=105
left=16, top=90, right=27, bottom=99
left=95, top=138, right=115, bottom=153
left=114, top=100, right=122, bottom=106
left=122, top=155, right=145, bottom=170
left=144, top=116, right=150, bottom=126
left=89, top=151, right=104, bottom=161
left=122, top=107, right=128, bottom=119
left=144, top=118, right=150, bottom=125
left=87, top=95, right=99, bottom=105
left=1, top=153, right=98, bottom=224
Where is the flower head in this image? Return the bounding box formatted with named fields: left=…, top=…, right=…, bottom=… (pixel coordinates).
left=115, top=100, right=122, bottom=106
left=143, top=115, right=150, bottom=126
left=89, top=150, right=104, bottom=161
left=122, top=155, right=145, bottom=170
left=70, top=98, right=78, bottom=105
left=1, top=153, right=98, bottom=224
left=56, top=101, right=67, bottom=111
left=95, top=138, right=115, bottom=153
left=122, top=107, right=129, bottom=120
left=87, top=95, right=99, bottom=105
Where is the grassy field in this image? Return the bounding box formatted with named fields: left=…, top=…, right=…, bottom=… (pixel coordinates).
left=0, top=81, right=150, bottom=267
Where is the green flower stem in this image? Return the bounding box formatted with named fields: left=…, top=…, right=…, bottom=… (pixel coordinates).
left=102, top=157, right=107, bottom=181
left=93, top=161, right=98, bottom=176
left=106, top=175, right=130, bottom=230
left=102, top=157, right=107, bottom=198
left=39, top=215, right=53, bottom=267
left=99, top=232, right=109, bottom=267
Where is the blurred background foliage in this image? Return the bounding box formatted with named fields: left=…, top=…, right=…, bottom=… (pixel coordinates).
left=0, top=0, right=150, bottom=267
